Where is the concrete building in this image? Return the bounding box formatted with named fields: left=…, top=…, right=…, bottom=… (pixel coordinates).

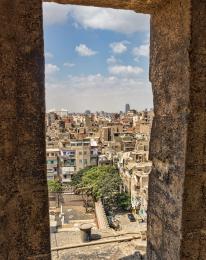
left=125, top=104, right=130, bottom=114
left=57, top=139, right=98, bottom=182
left=59, top=149, right=76, bottom=183
left=131, top=162, right=152, bottom=220
left=100, top=127, right=112, bottom=142
left=46, top=148, right=60, bottom=181
left=70, top=139, right=91, bottom=172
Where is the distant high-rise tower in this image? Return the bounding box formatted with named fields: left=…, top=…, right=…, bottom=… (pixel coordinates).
left=125, top=104, right=130, bottom=114
left=85, top=110, right=91, bottom=115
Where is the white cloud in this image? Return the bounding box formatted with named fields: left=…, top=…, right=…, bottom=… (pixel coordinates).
left=110, top=42, right=128, bottom=54
left=45, top=52, right=54, bottom=59
left=45, top=64, right=60, bottom=75
left=107, top=56, right=118, bottom=65
left=47, top=74, right=136, bottom=91
left=133, top=34, right=150, bottom=61
left=75, top=44, right=97, bottom=57
left=46, top=74, right=152, bottom=112
left=109, top=65, right=143, bottom=76
left=133, top=44, right=150, bottom=61
left=63, top=62, right=75, bottom=68
left=43, top=3, right=71, bottom=26
left=71, top=6, right=149, bottom=34
left=43, top=3, right=150, bottom=34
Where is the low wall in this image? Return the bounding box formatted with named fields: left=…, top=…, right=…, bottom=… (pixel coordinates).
left=95, top=199, right=109, bottom=230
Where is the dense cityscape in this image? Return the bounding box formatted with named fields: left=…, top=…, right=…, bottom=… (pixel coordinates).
left=47, top=104, right=153, bottom=249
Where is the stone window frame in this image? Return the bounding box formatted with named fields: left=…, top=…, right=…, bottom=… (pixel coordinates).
left=1, top=1, right=205, bottom=259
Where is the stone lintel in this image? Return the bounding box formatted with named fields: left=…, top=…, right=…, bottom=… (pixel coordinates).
left=43, top=0, right=166, bottom=14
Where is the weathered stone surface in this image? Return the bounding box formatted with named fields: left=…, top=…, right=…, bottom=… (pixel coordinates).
left=44, top=0, right=167, bottom=14
left=181, top=1, right=206, bottom=259
left=51, top=240, right=145, bottom=260
left=0, top=0, right=50, bottom=259
left=147, top=0, right=191, bottom=257
left=148, top=0, right=206, bottom=259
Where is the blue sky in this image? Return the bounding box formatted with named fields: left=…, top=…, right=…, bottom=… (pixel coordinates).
left=43, top=3, right=152, bottom=112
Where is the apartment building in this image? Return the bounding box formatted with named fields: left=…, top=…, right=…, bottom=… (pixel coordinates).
left=46, top=148, right=60, bottom=180
left=69, top=139, right=91, bottom=172
left=59, top=149, right=76, bottom=183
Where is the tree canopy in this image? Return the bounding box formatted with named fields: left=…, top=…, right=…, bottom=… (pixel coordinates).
left=71, top=166, right=131, bottom=211
left=48, top=180, right=62, bottom=193
left=71, top=166, right=92, bottom=188
left=48, top=180, right=63, bottom=207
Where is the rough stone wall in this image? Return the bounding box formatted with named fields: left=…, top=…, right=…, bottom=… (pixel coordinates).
left=148, top=0, right=206, bottom=259
left=45, top=0, right=167, bottom=14
left=0, top=0, right=51, bottom=259
left=147, top=0, right=190, bottom=258
left=181, top=1, right=206, bottom=259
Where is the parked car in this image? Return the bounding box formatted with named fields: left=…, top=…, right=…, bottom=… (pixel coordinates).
left=127, top=213, right=136, bottom=222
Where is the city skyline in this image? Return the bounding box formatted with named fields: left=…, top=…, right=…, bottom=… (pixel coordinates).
left=47, top=105, right=153, bottom=114
left=43, top=3, right=153, bottom=112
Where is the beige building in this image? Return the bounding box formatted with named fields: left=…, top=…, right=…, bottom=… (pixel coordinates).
left=46, top=148, right=60, bottom=181
left=70, top=139, right=91, bottom=172
left=100, top=127, right=112, bottom=142
left=130, top=162, right=152, bottom=219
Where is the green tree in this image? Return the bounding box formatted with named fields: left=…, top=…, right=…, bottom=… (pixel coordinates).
left=48, top=180, right=63, bottom=207
left=71, top=166, right=93, bottom=212
left=115, top=192, right=131, bottom=210
left=71, top=166, right=92, bottom=188
left=71, top=166, right=129, bottom=211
